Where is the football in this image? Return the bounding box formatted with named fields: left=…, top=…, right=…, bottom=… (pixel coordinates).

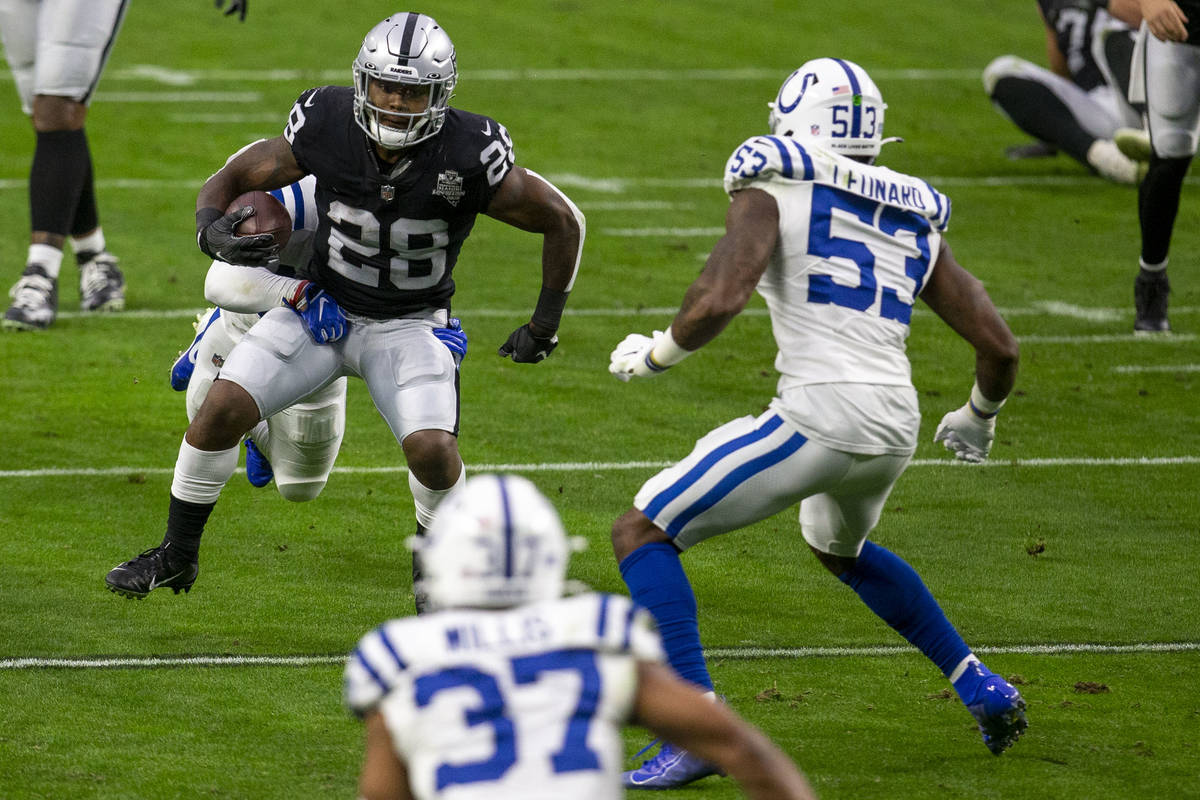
left=226, top=190, right=291, bottom=248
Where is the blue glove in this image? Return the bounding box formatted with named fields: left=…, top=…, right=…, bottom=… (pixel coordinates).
left=434, top=317, right=468, bottom=366
left=284, top=281, right=347, bottom=344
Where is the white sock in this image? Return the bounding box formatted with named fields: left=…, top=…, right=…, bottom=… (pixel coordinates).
left=409, top=465, right=466, bottom=528
left=27, top=243, right=64, bottom=279
left=1139, top=257, right=1168, bottom=273
left=71, top=228, right=105, bottom=256
left=170, top=438, right=239, bottom=504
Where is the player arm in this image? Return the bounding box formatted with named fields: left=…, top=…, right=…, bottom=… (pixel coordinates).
left=1107, top=0, right=1144, bottom=26
left=632, top=662, right=816, bottom=800
left=671, top=187, right=778, bottom=350
left=203, top=261, right=304, bottom=313
left=358, top=711, right=414, bottom=800
left=196, top=136, right=306, bottom=222
left=919, top=240, right=1019, bottom=403
left=485, top=166, right=585, bottom=337
left=1040, top=6, right=1071, bottom=78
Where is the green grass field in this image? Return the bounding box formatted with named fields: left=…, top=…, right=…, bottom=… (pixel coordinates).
left=2, top=1, right=1198, bottom=798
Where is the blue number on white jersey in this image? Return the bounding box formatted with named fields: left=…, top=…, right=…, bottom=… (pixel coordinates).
left=806, top=184, right=933, bottom=324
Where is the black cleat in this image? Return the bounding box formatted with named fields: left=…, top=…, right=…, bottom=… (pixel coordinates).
left=1134, top=270, right=1170, bottom=333
left=105, top=544, right=198, bottom=599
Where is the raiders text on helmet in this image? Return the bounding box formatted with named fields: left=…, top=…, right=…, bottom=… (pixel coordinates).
left=352, top=12, right=457, bottom=149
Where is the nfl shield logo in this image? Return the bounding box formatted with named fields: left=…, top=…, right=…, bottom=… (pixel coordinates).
left=381, top=184, right=395, bottom=201
left=810, top=124, right=821, bottom=135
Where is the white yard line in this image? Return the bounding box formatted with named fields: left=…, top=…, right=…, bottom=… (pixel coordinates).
left=3, top=641, right=1197, bottom=670
left=1113, top=364, right=1200, bottom=373
left=3, top=456, right=1199, bottom=480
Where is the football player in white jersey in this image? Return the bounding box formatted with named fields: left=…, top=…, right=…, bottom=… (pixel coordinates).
left=1124, top=0, right=1200, bottom=331
left=105, top=13, right=584, bottom=603
left=0, top=0, right=247, bottom=330
left=982, top=0, right=1149, bottom=183
left=608, top=59, right=1025, bottom=788
left=345, top=473, right=817, bottom=800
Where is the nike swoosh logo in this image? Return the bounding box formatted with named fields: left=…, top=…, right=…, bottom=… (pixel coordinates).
left=482, top=120, right=492, bottom=136
left=147, top=569, right=187, bottom=591
left=304, top=89, right=321, bottom=108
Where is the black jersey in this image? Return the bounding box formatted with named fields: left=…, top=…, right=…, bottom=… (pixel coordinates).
left=1178, top=0, right=1200, bottom=42
left=1038, top=0, right=1113, bottom=90
left=283, top=86, right=515, bottom=318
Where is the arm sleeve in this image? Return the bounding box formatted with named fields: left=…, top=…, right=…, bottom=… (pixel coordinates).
left=204, top=261, right=304, bottom=312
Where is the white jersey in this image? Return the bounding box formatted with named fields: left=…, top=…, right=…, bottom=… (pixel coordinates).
left=345, top=593, right=663, bottom=800
left=723, top=135, right=950, bottom=453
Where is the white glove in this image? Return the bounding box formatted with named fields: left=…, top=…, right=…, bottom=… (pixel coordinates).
left=609, top=331, right=668, bottom=382
left=933, top=404, right=996, bottom=463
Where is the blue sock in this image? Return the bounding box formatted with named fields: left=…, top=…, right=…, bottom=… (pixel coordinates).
left=839, top=541, right=973, bottom=681
left=619, top=542, right=713, bottom=690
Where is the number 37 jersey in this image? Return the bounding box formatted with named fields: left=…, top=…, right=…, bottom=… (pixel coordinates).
left=345, top=593, right=664, bottom=800
left=724, top=136, right=951, bottom=391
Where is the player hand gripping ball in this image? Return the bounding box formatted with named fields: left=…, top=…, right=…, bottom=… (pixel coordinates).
left=285, top=281, right=347, bottom=344
left=609, top=331, right=670, bottom=382
left=498, top=323, right=558, bottom=363
left=198, top=206, right=279, bottom=267
left=933, top=405, right=996, bottom=463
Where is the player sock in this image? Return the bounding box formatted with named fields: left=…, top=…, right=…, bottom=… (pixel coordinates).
left=619, top=542, right=713, bottom=690
left=948, top=653, right=995, bottom=703
left=1138, top=154, right=1193, bottom=264
left=29, top=129, right=92, bottom=237
left=162, top=495, right=215, bottom=561
left=839, top=541, right=971, bottom=678
left=408, top=467, right=466, bottom=528
left=26, top=243, right=64, bottom=280
left=71, top=228, right=106, bottom=263
left=170, top=438, right=239, bottom=504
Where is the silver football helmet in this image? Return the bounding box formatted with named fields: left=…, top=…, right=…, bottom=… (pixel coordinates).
left=417, top=474, right=571, bottom=611
left=768, top=57, right=890, bottom=158
left=352, top=13, right=457, bottom=150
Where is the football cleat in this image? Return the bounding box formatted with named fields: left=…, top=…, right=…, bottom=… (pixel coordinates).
left=961, top=668, right=1028, bottom=755
left=1113, top=127, right=1152, bottom=163
left=170, top=307, right=222, bottom=391
left=105, top=543, right=199, bottom=599
left=244, top=437, right=274, bottom=487
left=1086, top=139, right=1143, bottom=185
left=78, top=251, right=125, bottom=312
left=623, top=740, right=724, bottom=789
left=3, top=264, right=57, bottom=331
left=1134, top=270, right=1170, bottom=333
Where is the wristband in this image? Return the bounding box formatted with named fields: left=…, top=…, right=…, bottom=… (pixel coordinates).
left=196, top=206, right=223, bottom=247
left=286, top=280, right=312, bottom=310
left=530, top=286, right=569, bottom=334
left=968, top=382, right=1006, bottom=419
left=649, top=327, right=693, bottom=369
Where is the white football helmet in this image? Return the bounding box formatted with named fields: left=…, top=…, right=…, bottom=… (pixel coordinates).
left=417, top=474, right=570, bottom=611
left=768, top=57, right=890, bottom=158
left=352, top=13, right=457, bottom=150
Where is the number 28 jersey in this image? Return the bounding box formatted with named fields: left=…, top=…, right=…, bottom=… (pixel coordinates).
left=284, top=86, right=515, bottom=318
left=344, top=593, right=664, bottom=800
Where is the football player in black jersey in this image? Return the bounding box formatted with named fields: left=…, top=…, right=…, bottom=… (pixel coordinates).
left=982, top=0, right=1149, bottom=183
left=105, top=12, right=585, bottom=606
left=1126, top=0, right=1200, bottom=331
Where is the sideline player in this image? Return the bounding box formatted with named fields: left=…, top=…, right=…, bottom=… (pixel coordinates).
left=1125, top=0, right=1200, bottom=331
left=345, top=473, right=818, bottom=800
left=608, top=58, right=1025, bottom=788
left=0, top=0, right=247, bottom=330
left=105, top=12, right=584, bottom=601
left=982, top=0, right=1149, bottom=183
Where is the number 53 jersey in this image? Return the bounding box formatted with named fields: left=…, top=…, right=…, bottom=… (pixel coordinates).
left=345, top=593, right=664, bottom=800
left=724, top=136, right=952, bottom=455
left=284, top=86, right=515, bottom=318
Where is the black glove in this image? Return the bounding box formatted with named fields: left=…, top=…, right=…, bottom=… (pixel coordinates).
left=198, top=206, right=278, bottom=267
left=215, top=0, right=247, bottom=21
left=498, top=324, right=558, bottom=363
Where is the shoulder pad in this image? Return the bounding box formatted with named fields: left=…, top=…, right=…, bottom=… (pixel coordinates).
left=723, top=136, right=816, bottom=195
left=343, top=619, right=411, bottom=716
